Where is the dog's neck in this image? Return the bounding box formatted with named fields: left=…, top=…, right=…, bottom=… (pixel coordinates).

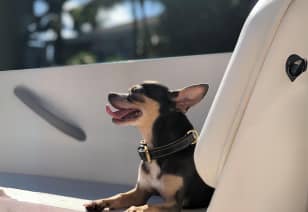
left=138, top=126, right=154, bottom=148
left=138, top=112, right=193, bottom=149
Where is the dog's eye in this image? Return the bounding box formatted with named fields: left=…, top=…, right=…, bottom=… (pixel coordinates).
left=131, top=87, right=138, bottom=93
left=130, top=85, right=143, bottom=94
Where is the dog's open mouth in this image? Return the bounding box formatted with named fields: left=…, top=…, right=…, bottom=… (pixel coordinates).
left=106, top=105, right=142, bottom=123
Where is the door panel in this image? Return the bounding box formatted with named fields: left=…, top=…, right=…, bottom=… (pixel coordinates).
left=0, top=53, right=230, bottom=185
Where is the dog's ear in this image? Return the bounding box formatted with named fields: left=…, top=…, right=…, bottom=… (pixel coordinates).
left=171, top=84, right=209, bottom=113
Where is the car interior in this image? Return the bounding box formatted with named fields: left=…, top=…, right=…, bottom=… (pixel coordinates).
left=0, top=0, right=307, bottom=211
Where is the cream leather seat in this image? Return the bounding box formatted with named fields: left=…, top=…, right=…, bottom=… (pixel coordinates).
left=194, top=0, right=308, bottom=211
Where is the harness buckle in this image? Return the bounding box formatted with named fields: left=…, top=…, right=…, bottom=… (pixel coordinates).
left=138, top=140, right=152, bottom=162
left=187, top=129, right=199, bottom=144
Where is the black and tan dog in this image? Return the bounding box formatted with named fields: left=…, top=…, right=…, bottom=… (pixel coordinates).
left=85, top=82, right=214, bottom=212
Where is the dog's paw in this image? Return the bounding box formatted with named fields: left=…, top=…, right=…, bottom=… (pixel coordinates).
left=84, top=200, right=109, bottom=212
left=125, top=205, right=149, bottom=212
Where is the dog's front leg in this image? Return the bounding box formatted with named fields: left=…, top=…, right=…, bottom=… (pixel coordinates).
left=84, top=186, right=150, bottom=212
left=125, top=173, right=186, bottom=212
left=125, top=201, right=181, bottom=212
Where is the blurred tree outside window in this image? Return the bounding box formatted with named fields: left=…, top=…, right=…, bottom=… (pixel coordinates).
left=0, top=0, right=258, bottom=71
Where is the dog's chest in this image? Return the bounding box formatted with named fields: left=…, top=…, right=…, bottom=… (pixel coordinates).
left=138, top=161, right=163, bottom=191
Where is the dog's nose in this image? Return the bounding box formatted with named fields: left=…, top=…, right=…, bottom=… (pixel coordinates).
left=108, top=93, right=118, bottom=102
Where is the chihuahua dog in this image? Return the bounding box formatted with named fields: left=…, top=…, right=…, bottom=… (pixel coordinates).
left=85, top=82, right=214, bottom=212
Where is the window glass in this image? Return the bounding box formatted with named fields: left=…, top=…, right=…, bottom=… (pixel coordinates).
left=0, top=0, right=258, bottom=71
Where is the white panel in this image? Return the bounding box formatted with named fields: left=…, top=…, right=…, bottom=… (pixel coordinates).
left=194, top=0, right=307, bottom=211
left=0, top=53, right=230, bottom=185
left=195, top=0, right=293, bottom=187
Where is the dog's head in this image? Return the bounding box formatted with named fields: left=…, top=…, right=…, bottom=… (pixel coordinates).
left=106, top=81, right=208, bottom=127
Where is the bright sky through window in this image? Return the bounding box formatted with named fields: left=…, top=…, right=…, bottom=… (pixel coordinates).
left=34, top=0, right=164, bottom=29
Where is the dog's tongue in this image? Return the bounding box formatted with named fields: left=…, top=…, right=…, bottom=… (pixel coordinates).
left=106, top=105, right=135, bottom=120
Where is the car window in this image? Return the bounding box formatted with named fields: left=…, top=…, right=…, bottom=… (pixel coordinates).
left=0, top=0, right=258, bottom=71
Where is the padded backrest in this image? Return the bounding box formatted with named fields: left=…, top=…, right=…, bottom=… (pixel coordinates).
left=195, top=0, right=308, bottom=211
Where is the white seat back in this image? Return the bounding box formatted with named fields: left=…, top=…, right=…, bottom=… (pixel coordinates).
left=195, top=0, right=308, bottom=211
